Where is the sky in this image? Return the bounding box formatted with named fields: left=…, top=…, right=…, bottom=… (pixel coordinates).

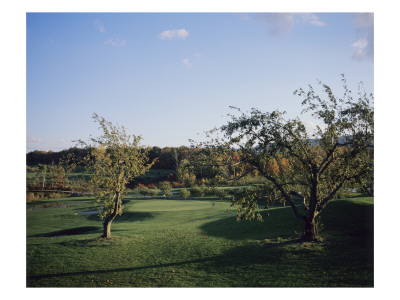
left=26, top=12, right=374, bottom=152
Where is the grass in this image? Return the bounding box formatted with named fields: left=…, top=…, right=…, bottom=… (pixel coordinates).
left=26, top=195, right=373, bottom=287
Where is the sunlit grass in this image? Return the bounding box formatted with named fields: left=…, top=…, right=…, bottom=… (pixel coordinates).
left=27, top=196, right=373, bottom=287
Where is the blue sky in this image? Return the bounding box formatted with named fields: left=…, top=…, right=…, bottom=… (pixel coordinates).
left=26, top=12, right=374, bottom=152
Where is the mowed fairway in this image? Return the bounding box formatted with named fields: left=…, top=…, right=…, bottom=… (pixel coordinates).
left=26, top=196, right=374, bottom=287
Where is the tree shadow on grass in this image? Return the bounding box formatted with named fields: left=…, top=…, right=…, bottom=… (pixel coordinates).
left=85, top=211, right=154, bottom=223
left=29, top=212, right=153, bottom=238
left=31, top=226, right=101, bottom=238
left=26, top=240, right=290, bottom=284
left=200, top=206, right=304, bottom=240
left=26, top=235, right=373, bottom=287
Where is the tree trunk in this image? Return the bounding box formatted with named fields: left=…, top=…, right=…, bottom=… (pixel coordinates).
left=102, top=218, right=112, bottom=239
left=302, top=218, right=317, bottom=241
left=100, top=192, right=121, bottom=239
left=302, top=179, right=319, bottom=241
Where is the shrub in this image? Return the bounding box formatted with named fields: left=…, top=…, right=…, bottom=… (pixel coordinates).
left=179, top=189, right=190, bottom=199
left=172, top=181, right=182, bottom=188
left=158, top=181, right=172, bottom=195
left=135, top=183, right=147, bottom=190
left=215, top=189, right=227, bottom=200
left=27, top=192, right=36, bottom=202
left=147, top=189, right=160, bottom=198
left=208, top=187, right=219, bottom=196
left=138, top=187, right=149, bottom=196
left=190, top=185, right=206, bottom=197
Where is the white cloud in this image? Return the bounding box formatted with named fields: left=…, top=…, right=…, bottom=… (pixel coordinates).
left=255, top=13, right=326, bottom=37
left=159, top=29, right=189, bottom=40
left=301, top=13, right=327, bottom=27
left=352, top=13, right=374, bottom=60
left=304, top=120, right=329, bottom=137
left=94, top=20, right=105, bottom=33
left=104, top=37, right=126, bottom=47
left=257, top=13, right=295, bottom=37
left=352, top=38, right=369, bottom=60
left=27, top=136, right=42, bottom=143
left=353, top=38, right=369, bottom=49
left=304, top=120, right=319, bottom=136
left=182, top=58, right=192, bottom=67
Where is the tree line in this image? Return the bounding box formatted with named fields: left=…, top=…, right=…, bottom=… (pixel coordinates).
left=26, top=146, right=192, bottom=170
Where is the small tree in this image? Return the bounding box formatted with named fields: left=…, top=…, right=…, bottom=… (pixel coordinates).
left=179, top=188, right=190, bottom=199
left=198, top=76, right=373, bottom=241
left=147, top=188, right=160, bottom=198
left=78, top=113, right=154, bottom=238
left=164, top=189, right=173, bottom=199
left=37, top=164, right=47, bottom=190
left=158, top=181, right=172, bottom=196
left=138, top=186, right=150, bottom=197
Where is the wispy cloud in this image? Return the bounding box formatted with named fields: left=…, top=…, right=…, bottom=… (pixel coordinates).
left=352, top=38, right=370, bottom=60
left=182, top=58, right=192, bottom=67
left=159, top=29, right=189, bottom=40
left=94, top=20, right=105, bottom=33
left=257, top=13, right=295, bottom=37
left=182, top=52, right=203, bottom=67
left=27, top=136, right=42, bottom=143
left=301, top=13, right=327, bottom=27
left=352, top=13, right=374, bottom=60
left=104, top=37, right=126, bottom=47
left=254, top=13, right=327, bottom=37
left=304, top=120, right=319, bottom=136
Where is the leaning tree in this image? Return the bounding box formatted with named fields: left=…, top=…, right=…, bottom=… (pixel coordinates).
left=78, top=114, right=154, bottom=238
left=198, top=76, right=373, bottom=241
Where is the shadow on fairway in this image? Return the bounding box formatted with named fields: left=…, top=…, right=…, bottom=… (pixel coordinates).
left=200, top=206, right=304, bottom=240
left=31, top=226, right=101, bottom=238
left=26, top=241, right=288, bottom=284
left=85, top=211, right=154, bottom=223
left=26, top=235, right=373, bottom=287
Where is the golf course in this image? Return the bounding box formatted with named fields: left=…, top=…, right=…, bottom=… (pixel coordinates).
left=26, top=194, right=374, bottom=287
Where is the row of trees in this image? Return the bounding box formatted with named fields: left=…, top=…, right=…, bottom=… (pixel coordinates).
left=27, top=146, right=192, bottom=171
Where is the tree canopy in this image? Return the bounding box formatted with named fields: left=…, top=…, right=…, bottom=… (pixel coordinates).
left=197, top=76, right=373, bottom=241
left=78, top=113, right=155, bottom=238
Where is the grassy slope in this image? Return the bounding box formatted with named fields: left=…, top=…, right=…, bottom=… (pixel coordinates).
left=26, top=196, right=373, bottom=287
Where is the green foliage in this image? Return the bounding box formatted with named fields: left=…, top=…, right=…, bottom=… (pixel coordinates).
left=190, top=184, right=207, bottom=197
left=177, top=159, right=197, bottom=187
left=158, top=181, right=172, bottom=196
left=164, top=189, right=173, bottom=198
left=199, top=76, right=374, bottom=240
left=138, top=187, right=149, bottom=196
left=179, top=188, right=191, bottom=199
left=147, top=189, right=160, bottom=198
left=77, top=114, right=154, bottom=237
left=214, top=188, right=227, bottom=200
